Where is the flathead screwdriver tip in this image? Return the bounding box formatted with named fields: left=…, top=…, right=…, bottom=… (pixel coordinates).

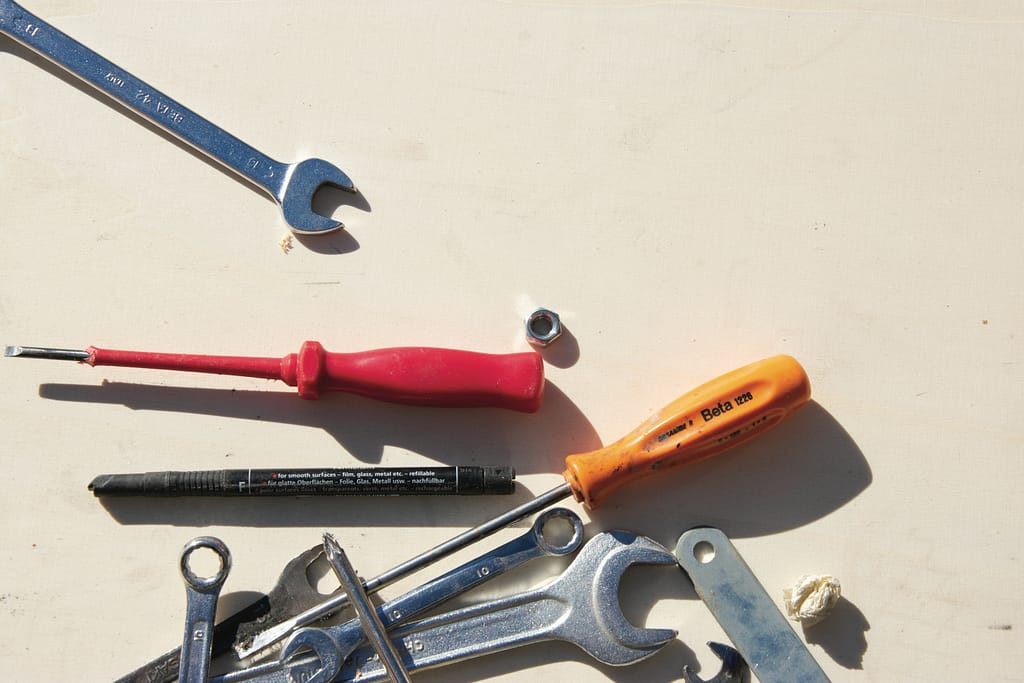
left=4, top=345, right=90, bottom=361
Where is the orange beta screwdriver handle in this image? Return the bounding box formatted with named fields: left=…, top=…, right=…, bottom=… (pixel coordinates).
left=562, top=355, right=811, bottom=508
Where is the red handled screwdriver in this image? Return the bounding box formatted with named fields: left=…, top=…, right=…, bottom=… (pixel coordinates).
left=4, top=342, right=545, bottom=412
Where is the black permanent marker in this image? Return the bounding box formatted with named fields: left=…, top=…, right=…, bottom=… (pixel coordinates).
left=88, top=466, right=515, bottom=497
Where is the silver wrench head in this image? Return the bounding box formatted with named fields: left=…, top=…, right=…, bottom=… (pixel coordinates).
left=180, top=536, right=232, bottom=592
left=682, top=642, right=747, bottom=683
left=280, top=158, right=357, bottom=234
left=278, top=628, right=343, bottom=683
left=552, top=530, right=679, bottom=664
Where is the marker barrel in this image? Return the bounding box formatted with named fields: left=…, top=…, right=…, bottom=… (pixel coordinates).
left=88, top=466, right=515, bottom=497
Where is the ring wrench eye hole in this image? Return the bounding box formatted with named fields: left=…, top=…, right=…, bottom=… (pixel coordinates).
left=533, top=508, right=584, bottom=556
left=180, top=537, right=231, bottom=591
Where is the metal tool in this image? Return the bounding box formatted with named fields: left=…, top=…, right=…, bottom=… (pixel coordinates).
left=4, top=342, right=545, bottom=411
left=178, top=537, right=232, bottom=683
left=216, top=508, right=584, bottom=683
left=239, top=354, right=811, bottom=657
left=525, top=308, right=562, bottom=347
left=322, top=530, right=679, bottom=683
left=683, top=642, right=747, bottom=683
left=119, top=544, right=342, bottom=683
left=0, top=0, right=355, bottom=234
left=322, top=534, right=413, bottom=683
left=674, top=527, right=831, bottom=683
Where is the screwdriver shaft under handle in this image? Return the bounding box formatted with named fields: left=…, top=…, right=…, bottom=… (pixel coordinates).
left=84, top=342, right=545, bottom=411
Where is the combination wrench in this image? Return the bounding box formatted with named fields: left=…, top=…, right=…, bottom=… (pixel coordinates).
left=305, top=531, right=680, bottom=683
left=214, top=508, right=585, bottom=683
left=178, top=537, right=232, bottom=683
left=0, top=1, right=356, bottom=234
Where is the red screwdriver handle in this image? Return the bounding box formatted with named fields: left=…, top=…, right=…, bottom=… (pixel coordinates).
left=86, top=342, right=545, bottom=412
left=280, top=342, right=545, bottom=411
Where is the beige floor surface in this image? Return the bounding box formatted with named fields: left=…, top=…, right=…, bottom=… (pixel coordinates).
left=1, top=1, right=1022, bottom=680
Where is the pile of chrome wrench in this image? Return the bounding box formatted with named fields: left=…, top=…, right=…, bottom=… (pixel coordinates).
left=126, top=508, right=830, bottom=683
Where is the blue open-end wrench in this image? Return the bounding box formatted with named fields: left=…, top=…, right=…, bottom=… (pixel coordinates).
left=0, top=1, right=357, bottom=234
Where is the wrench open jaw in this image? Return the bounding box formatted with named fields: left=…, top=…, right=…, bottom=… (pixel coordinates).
left=277, top=159, right=358, bottom=235
left=682, top=642, right=747, bottom=683
left=277, top=629, right=344, bottom=683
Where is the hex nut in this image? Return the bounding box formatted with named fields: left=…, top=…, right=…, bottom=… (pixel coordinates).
left=526, top=308, right=562, bottom=347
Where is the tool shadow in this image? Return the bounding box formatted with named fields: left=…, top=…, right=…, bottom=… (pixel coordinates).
left=39, top=376, right=869, bottom=539
left=39, top=379, right=600, bottom=527
left=586, top=400, right=872, bottom=541
left=0, top=37, right=369, bottom=254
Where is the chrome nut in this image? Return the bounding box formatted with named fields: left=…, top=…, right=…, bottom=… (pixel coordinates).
left=525, top=308, right=562, bottom=347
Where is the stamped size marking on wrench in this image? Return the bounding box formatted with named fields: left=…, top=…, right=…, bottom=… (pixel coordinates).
left=0, top=1, right=357, bottom=234
left=179, top=537, right=232, bottom=683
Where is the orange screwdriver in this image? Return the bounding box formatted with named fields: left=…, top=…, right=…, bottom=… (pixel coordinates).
left=240, top=354, right=812, bottom=656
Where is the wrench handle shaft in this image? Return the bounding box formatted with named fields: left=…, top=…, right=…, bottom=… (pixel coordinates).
left=0, top=0, right=286, bottom=197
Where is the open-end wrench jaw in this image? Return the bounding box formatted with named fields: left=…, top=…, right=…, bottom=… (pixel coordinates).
left=682, top=642, right=747, bottom=683
left=586, top=531, right=679, bottom=652
left=278, top=158, right=358, bottom=235
left=278, top=629, right=343, bottom=683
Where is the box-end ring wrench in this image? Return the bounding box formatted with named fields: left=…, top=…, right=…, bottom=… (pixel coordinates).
left=179, top=536, right=232, bottom=683
left=214, top=507, right=585, bottom=683
left=0, top=1, right=356, bottom=235
left=327, top=531, right=680, bottom=683
left=675, top=527, right=831, bottom=683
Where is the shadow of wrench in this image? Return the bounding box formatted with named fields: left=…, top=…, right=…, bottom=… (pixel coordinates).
left=0, top=1, right=357, bottom=235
